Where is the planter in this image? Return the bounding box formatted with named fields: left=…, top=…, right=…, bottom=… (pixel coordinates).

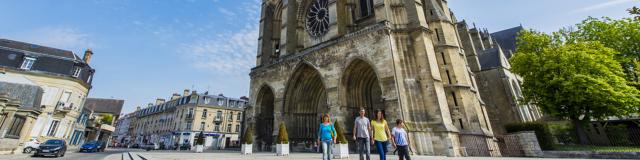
left=241, top=144, right=253, bottom=155
left=195, top=145, right=204, bottom=153
left=333, top=143, right=349, bottom=159
left=276, top=144, right=289, bottom=156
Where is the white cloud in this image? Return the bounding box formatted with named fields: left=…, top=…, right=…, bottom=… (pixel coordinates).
left=218, top=7, right=236, bottom=17
left=181, top=24, right=258, bottom=75
left=15, top=26, right=96, bottom=53
left=572, top=0, right=638, bottom=13
left=180, top=0, right=260, bottom=75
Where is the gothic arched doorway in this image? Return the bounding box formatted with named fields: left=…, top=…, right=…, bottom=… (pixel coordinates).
left=343, top=59, right=384, bottom=131
left=256, top=85, right=275, bottom=151
left=283, top=64, right=328, bottom=150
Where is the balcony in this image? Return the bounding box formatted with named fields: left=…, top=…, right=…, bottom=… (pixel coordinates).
left=55, top=101, right=74, bottom=113
left=214, top=117, right=222, bottom=122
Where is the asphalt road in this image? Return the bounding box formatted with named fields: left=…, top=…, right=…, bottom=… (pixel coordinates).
left=0, top=148, right=141, bottom=160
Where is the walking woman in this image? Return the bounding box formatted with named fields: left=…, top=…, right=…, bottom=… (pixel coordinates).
left=317, top=114, right=337, bottom=160
left=371, top=110, right=392, bottom=160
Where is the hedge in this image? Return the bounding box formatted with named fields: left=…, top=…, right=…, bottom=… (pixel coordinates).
left=505, top=122, right=555, bottom=150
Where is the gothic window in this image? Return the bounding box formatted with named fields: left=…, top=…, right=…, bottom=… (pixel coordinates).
left=359, top=0, right=374, bottom=18
left=306, top=0, right=330, bottom=38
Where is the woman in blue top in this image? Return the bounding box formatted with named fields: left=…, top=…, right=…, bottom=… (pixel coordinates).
left=317, top=114, right=336, bottom=160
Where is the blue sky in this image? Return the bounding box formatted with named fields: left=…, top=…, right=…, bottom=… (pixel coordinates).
left=0, top=0, right=637, bottom=115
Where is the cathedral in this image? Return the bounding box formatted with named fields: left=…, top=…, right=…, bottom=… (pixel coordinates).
left=247, top=0, right=501, bottom=156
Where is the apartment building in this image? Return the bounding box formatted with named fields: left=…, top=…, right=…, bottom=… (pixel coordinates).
left=134, top=90, right=246, bottom=150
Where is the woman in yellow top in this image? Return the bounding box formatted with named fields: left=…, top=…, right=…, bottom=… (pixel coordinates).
left=371, top=110, right=391, bottom=160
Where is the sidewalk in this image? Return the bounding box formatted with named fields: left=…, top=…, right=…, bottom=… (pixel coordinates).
left=127, top=151, right=594, bottom=160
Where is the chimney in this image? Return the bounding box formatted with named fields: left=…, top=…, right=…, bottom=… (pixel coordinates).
left=155, top=98, right=165, bottom=105
left=171, top=93, right=181, bottom=100
left=136, top=106, right=141, bottom=111
left=183, top=89, right=190, bottom=96
left=147, top=103, right=153, bottom=107
left=83, top=49, right=93, bottom=64
left=191, top=90, right=197, bottom=95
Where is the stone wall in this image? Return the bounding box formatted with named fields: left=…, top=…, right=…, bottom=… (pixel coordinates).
left=497, top=131, right=542, bottom=157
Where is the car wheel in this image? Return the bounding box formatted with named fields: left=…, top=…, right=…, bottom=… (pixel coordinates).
left=23, top=147, right=33, bottom=153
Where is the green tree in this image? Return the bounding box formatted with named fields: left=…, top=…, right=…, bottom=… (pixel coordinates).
left=334, top=121, right=348, bottom=144
left=574, top=17, right=640, bottom=88
left=99, top=114, right=113, bottom=125
left=511, top=30, right=640, bottom=144
left=196, top=131, right=205, bottom=145
left=629, top=6, right=640, bottom=20
left=242, top=125, right=253, bottom=144
left=277, top=122, right=288, bottom=144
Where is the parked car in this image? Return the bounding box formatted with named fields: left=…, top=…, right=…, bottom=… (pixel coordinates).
left=131, top=143, right=140, bottom=148
left=143, top=143, right=159, bottom=151
left=33, top=139, right=67, bottom=157
left=23, top=138, right=41, bottom=153
left=79, top=141, right=106, bottom=152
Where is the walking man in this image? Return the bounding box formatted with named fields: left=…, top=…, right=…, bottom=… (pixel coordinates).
left=353, top=108, right=372, bottom=160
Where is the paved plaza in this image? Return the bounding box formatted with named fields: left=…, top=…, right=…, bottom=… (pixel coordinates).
left=111, top=150, right=597, bottom=160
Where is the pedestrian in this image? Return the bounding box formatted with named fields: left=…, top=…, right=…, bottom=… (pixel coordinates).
left=391, top=119, right=412, bottom=160
left=353, top=108, right=372, bottom=160
left=371, top=110, right=391, bottom=160
left=317, top=114, right=337, bottom=160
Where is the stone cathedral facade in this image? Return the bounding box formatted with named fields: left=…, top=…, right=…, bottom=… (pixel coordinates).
left=247, top=0, right=500, bottom=156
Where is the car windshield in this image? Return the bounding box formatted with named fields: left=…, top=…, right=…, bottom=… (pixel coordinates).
left=44, top=140, right=63, bottom=145
left=85, top=141, right=98, bottom=145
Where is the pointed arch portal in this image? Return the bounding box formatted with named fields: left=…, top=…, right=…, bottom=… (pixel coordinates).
left=255, top=85, right=275, bottom=151
left=344, top=59, right=384, bottom=127
left=283, top=64, right=328, bottom=143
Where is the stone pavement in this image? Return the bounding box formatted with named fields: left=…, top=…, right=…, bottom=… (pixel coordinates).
left=122, top=151, right=596, bottom=160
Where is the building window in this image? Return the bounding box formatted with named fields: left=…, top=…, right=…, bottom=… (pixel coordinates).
left=5, top=116, right=26, bottom=138
left=186, top=122, right=192, bottom=130
left=445, top=70, right=452, bottom=84
left=204, top=97, right=211, bottom=104
left=235, top=124, right=240, bottom=133
left=47, top=120, right=60, bottom=137
left=217, top=99, right=224, bottom=106
left=72, top=66, right=82, bottom=77
left=216, top=111, right=222, bottom=121
left=20, top=57, right=36, bottom=70
left=359, top=0, right=374, bottom=18
left=237, top=112, right=242, bottom=121
left=227, top=112, right=233, bottom=122
left=202, top=109, right=208, bottom=118
left=187, top=108, right=194, bottom=119
left=214, top=123, right=220, bottom=132
left=226, top=124, right=232, bottom=132
left=451, top=92, right=459, bottom=106
left=200, top=122, right=205, bottom=131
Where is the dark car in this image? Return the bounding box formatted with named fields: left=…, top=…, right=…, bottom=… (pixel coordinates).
left=79, top=141, right=106, bottom=152
left=34, top=139, right=67, bottom=157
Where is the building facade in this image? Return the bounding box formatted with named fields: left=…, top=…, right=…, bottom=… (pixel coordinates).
left=82, top=98, right=124, bottom=146
left=0, top=74, right=43, bottom=154
left=133, top=90, right=246, bottom=150
left=455, top=24, right=542, bottom=135
left=0, top=39, right=95, bottom=149
left=248, top=0, right=498, bottom=156
left=113, top=112, right=135, bottom=147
